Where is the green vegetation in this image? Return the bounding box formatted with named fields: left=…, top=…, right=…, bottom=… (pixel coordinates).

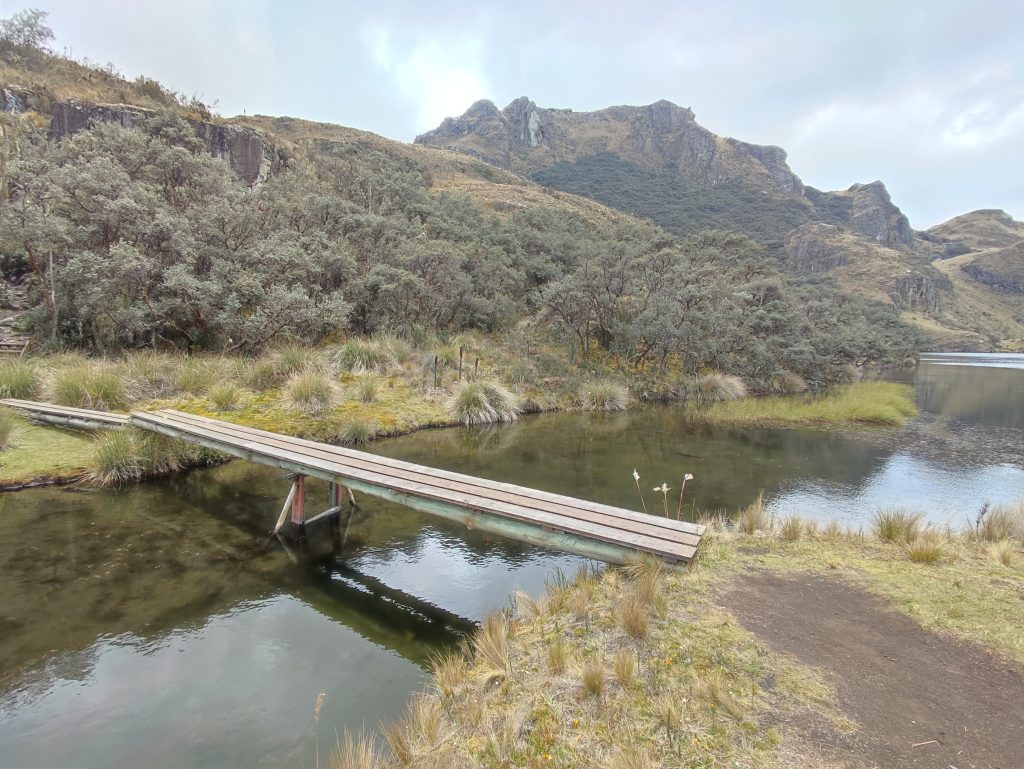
left=0, top=20, right=919, bottom=390
left=577, top=379, right=630, bottom=411
left=207, top=383, right=245, bottom=412
left=0, top=421, right=93, bottom=485
left=681, top=372, right=747, bottom=403
left=49, top=361, right=128, bottom=410
left=285, top=370, right=338, bottom=415
left=871, top=508, right=923, bottom=543
left=0, top=404, right=23, bottom=449
left=0, top=359, right=38, bottom=398
left=85, top=427, right=214, bottom=486
left=532, top=152, right=824, bottom=244
left=446, top=378, right=521, bottom=426
left=697, top=381, right=917, bottom=426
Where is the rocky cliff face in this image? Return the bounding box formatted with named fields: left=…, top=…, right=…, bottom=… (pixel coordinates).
left=827, top=181, right=915, bottom=250
left=43, top=99, right=275, bottom=187
left=961, top=241, right=1024, bottom=293
left=785, top=223, right=851, bottom=273
left=416, top=97, right=805, bottom=196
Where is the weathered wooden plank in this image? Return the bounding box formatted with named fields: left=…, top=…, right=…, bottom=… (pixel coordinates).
left=0, top=398, right=129, bottom=424
left=153, top=409, right=704, bottom=538
left=131, top=411, right=697, bottom=561
left=148, top=409, right=702, bottom=547
left=136, top=411, right=665, bottom=564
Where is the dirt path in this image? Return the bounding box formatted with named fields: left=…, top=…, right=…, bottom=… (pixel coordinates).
left=721, top=572, right=1024, bottom=769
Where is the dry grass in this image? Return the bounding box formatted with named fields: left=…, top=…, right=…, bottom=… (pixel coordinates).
left=780, top=515, right=803, bottom=542
left=577, top=379, right=630, bottom=412
left=284, top=370, right=337, bottom=415
left=988, top=539, right=1015, bottom=567
left=872, top=508, right=923, bottom=543
left=612, top=648, right=637, bottom=689
left=905, top=529, right=946, bottom=563
left=0, top=405, right=25, bottom=450
left=579, top=654, right=606, bottom=698
left=617, top=595, right=649, bottom=640
left=473, top=612, right=510, bottom=682
left=737, top=491, right=768, bottom=534
left=330, top=732, right=380, bottom=769
left=976, top=501, right=1024, bottom=544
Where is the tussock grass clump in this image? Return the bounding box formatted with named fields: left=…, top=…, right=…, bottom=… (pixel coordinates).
left=579, top=654, right=606, bottom=698
left=685, top=372, right=747, bottom=403
left=274, top=344, right=320, bottom=377
left=977, top=502, right=1024, bottom=544
left=446, top=378, right=521, bottom=425
left=85, top=429, right=203, bottom=486
left=330, top=731, right=380, bottom=769
left=0, top=360, right=38, bottom=399
left=357, top=374, right=381, bottom=403
left=872, top=508, right=922, bottom=543
left=905, top=530, right=946, bottom=563
left=87, top=429, right=143, bottom=485
left=122, top=352, right=177, bottom=399
left=340, top=418, right=375, bottom=445
left=331, top=338, right=397, bottom=374
left=618, top=595, right=649, bottom=640
left=174, top=359, right=217, bottom=396
left=207, top=383, right=244, bottom=412
left=737, top=491, right=768, bottom=534
left=430, top=652, right=468, bottom=699
left=546, top=636, right=567, bottom=674
left=779, top=515, right=803, bottom=541
left=578, top=379, right=630, bottom=412
left=474, top=612, right=510, bottom=681
left=988, top=539, right=1014, bottom=567
left=284, top=370, right=337, bottom=415
left=50, top=362, right=129, bottom=410
left=771, top=370, right=809, bottom=394
left=0, top=406, right=25, bottom=450
left=237, top=357, right=285, bottom=391
left=612, top=648, right=637, bottom=689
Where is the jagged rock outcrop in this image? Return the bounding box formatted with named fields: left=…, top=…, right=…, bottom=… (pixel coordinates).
left=785, top=223, right=851, bottom=272
left=826, top=181, right=915, bottom=250
left=416, top=97, right=804, bottom=196
left=46, top=99, right=275, bottom=187
left=891, top=273, right=944, bottom=312
left=961, top=241, right=1024, bottom=293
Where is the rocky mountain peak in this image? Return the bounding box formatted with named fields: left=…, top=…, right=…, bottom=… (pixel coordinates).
left=835, top=180, right=915, bottom=249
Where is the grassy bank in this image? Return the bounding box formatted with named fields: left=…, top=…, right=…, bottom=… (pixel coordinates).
left=327, top=502, right=1024, bottom=768
left=0, top=339, right=910, bottom=488
left=695, top=381, right=917, bottom=426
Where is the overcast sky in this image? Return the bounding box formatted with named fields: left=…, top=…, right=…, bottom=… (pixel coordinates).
left=7, top=0, right=1023, bottom=227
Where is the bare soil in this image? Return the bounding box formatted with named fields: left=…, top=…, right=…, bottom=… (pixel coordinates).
left=721, top=572, right=1024, bottom=769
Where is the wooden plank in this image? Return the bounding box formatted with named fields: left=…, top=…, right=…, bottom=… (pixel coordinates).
left=138, top=410, right=658, bottom=564
left=131, top=411, right=697, bottom=561
left=136, top=410, right=698, bottom=556
left=0, top=398, right=129, bottom=423
left=151, top=409, right=702, bottom=547
left=153, top=409, right=704, bottom=537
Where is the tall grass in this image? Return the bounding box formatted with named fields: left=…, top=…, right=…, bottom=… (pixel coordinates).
left=0, top=406, right=24, bottom=450
left=331, top=338, right=396, bottom=374
left=872, top=508, right=922, bottom=543
left=446, top=379, right=521, bottom=425
left=340, top=418, right=375, bottom=445
left=699, top=381, right=917, bottom=426
left=737, top=491, right=768, bottom=534
left=683, top=372, right=747, bottom=403
left=578, top=379, right=630, bottom=412
left=0, top=360, right=38, bottom=398
left=356, top=375, right=381, bottom=403
left=208, top=383, right=244, bottom=412
left=85, top=429, right=203, bottom=486
left=173, top=358, right=218, bottom=396
left=237, top=357, right=285, bottom=391
left=905, top=530, right=946, bottom=563
left=284, top=371, right=337, bottom=415
left=50, top=362, right=129, bottom=410
left=976, top=501, right=1024, bottom=544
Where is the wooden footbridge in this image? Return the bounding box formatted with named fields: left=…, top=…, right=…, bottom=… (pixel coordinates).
left=2, top=399, right=704, bottom=565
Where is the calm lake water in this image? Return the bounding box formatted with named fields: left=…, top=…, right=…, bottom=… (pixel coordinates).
left=1, top=352, right=1023, bottom=767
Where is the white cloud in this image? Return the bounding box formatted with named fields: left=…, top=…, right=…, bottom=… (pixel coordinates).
left=362, top=25, right=489, bottom=133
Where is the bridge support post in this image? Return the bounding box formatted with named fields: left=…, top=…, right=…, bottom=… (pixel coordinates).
left=291, top=475, right=307, bottom=526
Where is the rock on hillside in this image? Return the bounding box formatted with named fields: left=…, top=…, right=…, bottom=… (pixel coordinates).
left=928, top=209, right=1024, bottom=252
left=960, top=240, right=1024, bottom=294
left=416, top=97, right=804, bottom=196
left=3, top=92, right=277, bottom=187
